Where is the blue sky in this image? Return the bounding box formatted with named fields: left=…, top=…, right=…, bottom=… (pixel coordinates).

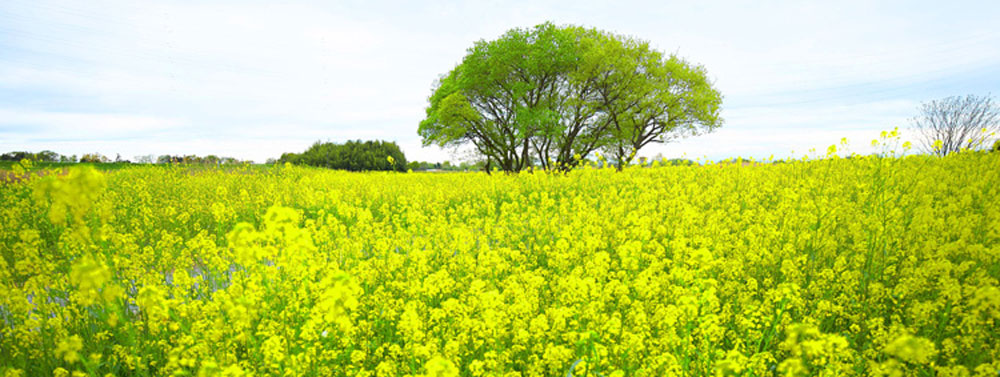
left=2, top=0, right=999, bottom=162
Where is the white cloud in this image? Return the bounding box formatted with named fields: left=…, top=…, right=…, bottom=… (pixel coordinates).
left=1, top=0, right=998, bottom=162
left=643, top=99, right=920, bottom=161
left=0, top=109, right=183, bottom=139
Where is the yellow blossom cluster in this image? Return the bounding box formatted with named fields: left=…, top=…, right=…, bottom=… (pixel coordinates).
left=0, top=147, right=998, bottom=376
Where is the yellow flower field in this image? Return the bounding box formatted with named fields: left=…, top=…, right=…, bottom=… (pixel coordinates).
left=1, top=148, right=999, bottom=376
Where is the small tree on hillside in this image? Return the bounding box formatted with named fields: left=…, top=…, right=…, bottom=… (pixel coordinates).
left=910, top=94, right=999, bottom=156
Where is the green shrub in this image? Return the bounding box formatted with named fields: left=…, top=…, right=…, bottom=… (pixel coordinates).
left=280, top=140, right=407, bottom=172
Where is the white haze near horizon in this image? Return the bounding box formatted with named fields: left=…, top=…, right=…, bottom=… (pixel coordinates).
left=1, top=0, right=999, bottom=163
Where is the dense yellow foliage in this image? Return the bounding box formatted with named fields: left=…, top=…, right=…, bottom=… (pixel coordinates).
left=1, top=148, right=999, bottom=376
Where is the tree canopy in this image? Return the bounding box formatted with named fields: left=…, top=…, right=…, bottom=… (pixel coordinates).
left=418, top=22, right=722, bottom=172
left=279, top=140, right=407, bottom=172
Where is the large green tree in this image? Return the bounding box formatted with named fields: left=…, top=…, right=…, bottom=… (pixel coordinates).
left=419, top=22, right=722, bottom=173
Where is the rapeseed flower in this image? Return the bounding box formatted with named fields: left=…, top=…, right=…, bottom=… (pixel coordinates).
left=0, top=141, right=997, bottom=376
left=54, top=336, right=83, bottom=364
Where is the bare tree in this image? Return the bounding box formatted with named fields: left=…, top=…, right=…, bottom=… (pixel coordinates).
left=911, top=94, right=1000, bottom=156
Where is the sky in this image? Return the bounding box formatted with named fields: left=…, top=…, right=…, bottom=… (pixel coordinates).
left=1, top=0, right=999, bottom=163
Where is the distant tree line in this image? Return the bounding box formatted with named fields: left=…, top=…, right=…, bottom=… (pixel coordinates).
left=406, top=160, right=486, bottom=172
left=279, top=140, right=407, bottom=172
left=148, top=155, right=246, bottom=165
left=2, top=151, right=248, bottom=165
left=2, top=150, right=77, bottom=163
left=1, top=151, right=109, bottom=163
